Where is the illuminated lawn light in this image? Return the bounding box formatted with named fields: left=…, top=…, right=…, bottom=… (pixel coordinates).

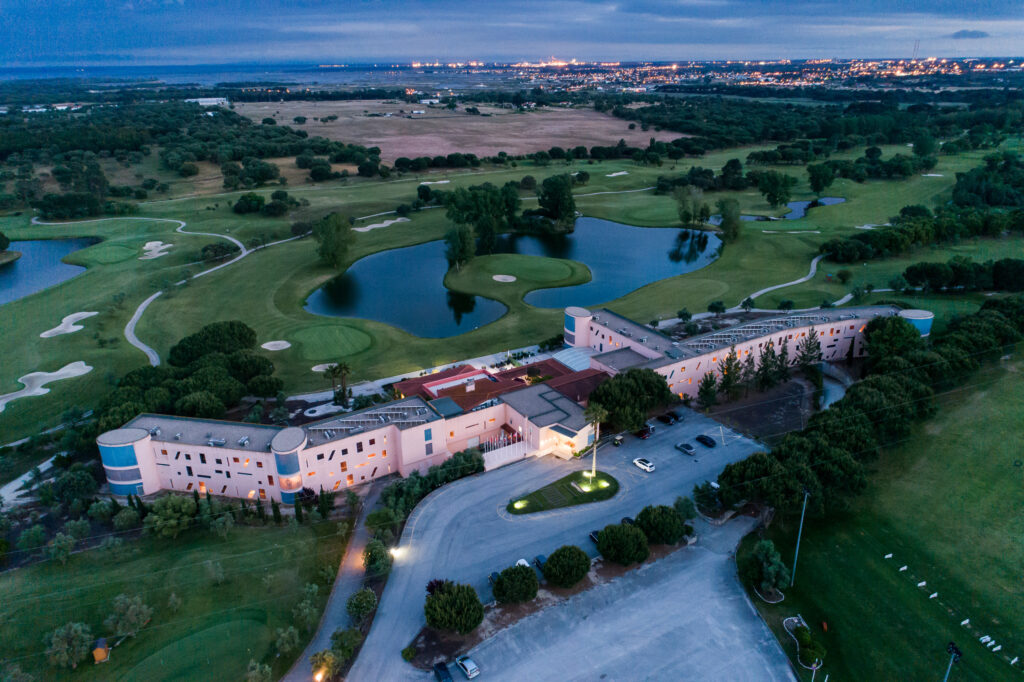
left=513, top=500, right=528, bottom=509
left=389, top=547, right=403, bottom=559
left=579, top=484, right=592, bottom=493
left=581, top=471, right=595, bottom=478
left=598, top=480, right=610, bottom=488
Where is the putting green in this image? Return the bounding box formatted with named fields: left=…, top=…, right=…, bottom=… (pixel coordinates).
left=79, top=242, right=138, bottom=265
left=121, top=618, right=273, bottom=681
left=291, top=323, right=374, bottom=359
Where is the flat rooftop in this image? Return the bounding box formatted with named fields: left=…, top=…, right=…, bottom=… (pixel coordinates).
left=125, top=414, right=283, bottom=452
left=303, top=396, right=442, bottom=444
left=499, top=383, right=588, bottom=432
left=591, top=347, right=651, bottom=372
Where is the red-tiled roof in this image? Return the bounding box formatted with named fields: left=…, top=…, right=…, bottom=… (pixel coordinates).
left=544, top=368, right=610, bottom=404
left=393, top=365, right=477, bottom=398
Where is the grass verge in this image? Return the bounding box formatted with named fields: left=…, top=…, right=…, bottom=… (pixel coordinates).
left=507, top=470, right=619, bottom=514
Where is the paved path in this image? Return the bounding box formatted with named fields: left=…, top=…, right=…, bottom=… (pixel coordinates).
left=346, top=412, right=771, bottom=681
left=282, top=483, right=384, bottom=682
left=466, top=516, right=796, bottom=682
left=124, top=291, right=163, bottom=366
left=0, top=456, right=54, bottom=507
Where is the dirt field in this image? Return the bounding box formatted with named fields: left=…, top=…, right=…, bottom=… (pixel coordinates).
left=234, top=100, right=679, bottom=162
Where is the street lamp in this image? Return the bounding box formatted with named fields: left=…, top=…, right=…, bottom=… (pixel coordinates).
left=790, top=488, right=810, bottom=588
left=942, top=642, right=962, bottom=682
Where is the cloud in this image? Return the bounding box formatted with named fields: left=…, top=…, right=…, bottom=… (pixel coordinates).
left=947, top=29, right=990, bottom=39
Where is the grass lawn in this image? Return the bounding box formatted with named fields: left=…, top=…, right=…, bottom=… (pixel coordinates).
left=0, top=520, right=348, bottom=681
left=507, top=470, right=619, bottom=514
left=739, top=361, right=1024, bottom=681
left=0, top=139, right=1017, bottom=445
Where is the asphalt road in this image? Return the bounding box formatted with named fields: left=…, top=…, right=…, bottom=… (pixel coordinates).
left=346, top=410, right=776, bottom=681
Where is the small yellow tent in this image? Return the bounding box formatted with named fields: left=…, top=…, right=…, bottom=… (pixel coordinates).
left=92, top=638, right=110, bottom=664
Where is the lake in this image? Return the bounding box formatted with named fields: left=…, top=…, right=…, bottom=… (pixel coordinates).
left=0, top=239, right=97, bottom=307
left=305, top=218, right=721, bottom=338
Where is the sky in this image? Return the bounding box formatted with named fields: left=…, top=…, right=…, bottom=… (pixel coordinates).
left=2, top=0, right=1022, bottom=66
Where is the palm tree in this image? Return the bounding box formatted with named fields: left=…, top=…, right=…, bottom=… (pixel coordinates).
left=583, top=402, right=609, bottom=479
left=322, top=363, right=342, bottom=393
left=335, top=362, right=352, bottom=407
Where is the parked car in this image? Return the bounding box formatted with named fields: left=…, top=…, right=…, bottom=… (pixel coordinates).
left=433, top=662, right=454, bottom=682
left=696, top=434, right=717, bottom=448
left=668, top=409, right=683, bottom=422
left=633, top=457, right=655, bottom=473
left=454, top=655, right=481, bottom=679
left=656, top=413, right=676, bottom=425
left=621, top=517, right=635, bottom=526
left=516, top=558, right=530, bottom=568
left=534, top=554, right=547, bottom=569
left=589, top=529, right=601, bottom=544
left=613, top=434, right=624, bottom=447
left=675, top=442, right=697, bottom=456
left=634, top=427, right=652, bottom=440
left=488, top=571, right=500, bottom=586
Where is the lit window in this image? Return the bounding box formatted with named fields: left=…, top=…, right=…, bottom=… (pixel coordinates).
left=356, top=462, right=367, bottom=468
left=449, top=431, right=454, bottom=438
left=257, top=461, right=263, bottom=468
left=381, top=450, right=387, bottom=458
left=247, top=490, right=256, bottom=499
left=308, top=470, right=316, bottom=476
left=267, top=475, right=274, bottom=485
left=340, top=461, right=347, bottom=472
left=259, top=489, right=266, bottom=500
left=346, top=474, right=354, bottom=485
left=233, top=457, right=239, bottom=463
left=244, top=458, right=250, bottom=466
left=161, top=449, right=168, bottom=455
left=333, top=480, right=341, bottom=490
left=367, top=453, right=375, bottom=458
left=199, top=481, right=207, bottom=494
left=186, top=482, right=193, bottom=491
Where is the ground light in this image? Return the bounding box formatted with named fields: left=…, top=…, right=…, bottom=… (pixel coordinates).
left=579, top=484, right=592, bottom=493
left=513, top=500, right=528, bottom=509
left=389, top=547, right=404, bottom=559
left=581, top=471, right=595, bottom=478
left=314, top=671, right=324, bottom=681
left=598, top=480, right=610, bottom=488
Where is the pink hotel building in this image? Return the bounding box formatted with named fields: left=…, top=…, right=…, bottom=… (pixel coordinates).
left=97, top=305, right=931, bottom=503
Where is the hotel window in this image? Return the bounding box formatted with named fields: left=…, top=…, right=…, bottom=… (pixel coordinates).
left=328, top=451, right=336, bottom=461
left=257, top=461, right=263, bottom=468
left=425, top=443, right=434, bottom=456
left=424, top=428, right=432, bottom=441
left=215, top=469, right=223, bottom=474
left=161, top=449, right=168, bottom=455
left=233, top=457, right=239, bottom=463
left=199, top=481, right=207, bottom=494
left=185, top=454, right=191, bottom=461
left=221, top=485, right=228, bottom=493
left=369, top=438, right=375, bottom=446
left=346, top=474, right=354, bottom=486
left=226, top=471, right=231, bottom=479
left=186, top=482, right=194, bottom=491
left=356, top=442, right=363, bottom=453
left=368, top=453, right=375, bottom=458
left=247, top=490, right=256, bottom=499
left=341, top=448, right=348, bottom=456
left=333, top=480, right=341, bottom=491
left=449, top=431, right=454, bottom=438
left=267, top=475, right=274, bottom=485
left=317, top=453, right=325, bottom=461
left=308, top=471, right=316, bottom=476
left=186, top=466, right=193, bottom=476
left=259, top=489, right=266, bottom=500
left=340, top=461, right=348, bottom=472
left=199, top=453, right=206, bottom=464
left=382, top=450, right=387, bottom=458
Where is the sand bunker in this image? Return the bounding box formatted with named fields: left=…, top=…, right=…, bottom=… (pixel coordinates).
left=419, top=180, right=451, bottom=185
left=606, top=171, right=629, bottom=177
left=921, top=173, right=944, bottom=177
left=312, top=363, right=334, bottom=373
left=353, top=217, right=410, bottom=233
left=40, top=312, right=98, bottom=338
left=140, top=241, right=173, bottom=260
left=0, top=361, right=93, bottom=413
left=492, top=274, right=517, bottom=282
left=261, top=340, right=291, bottom=351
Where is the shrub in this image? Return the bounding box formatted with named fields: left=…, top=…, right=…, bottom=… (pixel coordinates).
left=46, top=622, right=92, bottom=669
left=541, top=545, right=590, bottom=588
left=596, top=523, right=649, bottom=566
left=346, top=588, right=378, bottom=624
left=112, top=507, right=140, bottom=531
left=673, top=496, right=697, bottom=521
left=493, top=564, right=538, bottom=604
left=794, top=625, right=827, bottom=666
left=636, top=504, right=687, bottom=545
left=329, top=626, right=363, bottom=662
left=362, top=539, right=392, bottom=577
left=424, top=581, right=484, bottom=634
left=401, top=645, right=417, bottom=662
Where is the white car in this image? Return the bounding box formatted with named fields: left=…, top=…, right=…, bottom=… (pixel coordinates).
left=455, top=655, right=481, bottom=679
left=633, top=458, right=655, bottom=473
left=516, top=558, right=530, bottom=568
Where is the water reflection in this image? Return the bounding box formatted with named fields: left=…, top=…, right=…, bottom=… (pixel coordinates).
left=0, top=238, right=98, bottom=307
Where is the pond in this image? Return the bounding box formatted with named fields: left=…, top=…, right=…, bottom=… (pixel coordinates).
left=709, top=196, right=846, bottom=225
left=0, top=239, right=98, bottom=307
left=305, top=218, right=721, bottom=338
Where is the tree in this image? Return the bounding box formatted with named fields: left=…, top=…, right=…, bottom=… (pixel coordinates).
left=541, top=545, right=590, bottom=588
left=693, top=481, right=720, bottom=514
left=676, top=308, right=692, bottom=323
left=246, top=659, right=273, bottom=682
left=104, top=593, right=153, bottom=638
left=365, top=508, right=400, bottom=538
left=756, top=170, right=797, bottom=208
left=673, top=496, right=697, bottom=521
left=275, top=625, right=300, bottom=653
left=88, top=499, right=114, bottom=523
left=741, top=296, right=754, bottom=312
left=233, top=192, right=265, bottom=214
left=16, top=524, right=46, bottom=554
left=46, top=622, right=92, bottom=669
left=583, top=402, right=608, bottom=478
left=113, top=507, right=140, bottom=530
left=751, top=539, right=790, bottom=593
left=588, top=368, right=675, bottom=432
left=795, top=328, right=822, bottom=374
left=636, top=505, right=687, bottom=545
left=864, top=316, right=925, bottom=368
left=913, top=130, right=936, bottom=157
left=168, top=320, right=257, bottom=366
left=293, top=599, right=319, bottom=631
left=697, top=372, right=718, bottom=410
left=492, top=564, right=538, bottom=604
left=806, top=164, right=835, bottom=197
left=717, top=346, right=743, bottom=400
left=313, top=213, right=353, bottom=268
left=778, top=299, right=795, bottom=312
left=596, top=523, right=649, bottom=565
left=707, top=300, right=726, bottom=316
left=310, top=650, right=342, bottom=679
left=329, top=627, right=363, bottom=662
left=363, top=539, right=392, bottom=577
left=346, top=588, right=378, bottom=624
left=716, top=197, right=743, bottom=243
left=47, top=533, right=76, bottom=566
left=424, top=581, right=484, bottom=634
left=755, top=344, right=780, bottom=391
left=143, top=495, right=197, bottom=539
left=444, top=225, right=474, bottom=271
left=537, top=174, right=577, bottom=231
left=211, top=512, right=234, bottom=540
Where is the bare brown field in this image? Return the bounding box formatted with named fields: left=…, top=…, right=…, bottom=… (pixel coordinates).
left=234, top=100, right=679, bottom=162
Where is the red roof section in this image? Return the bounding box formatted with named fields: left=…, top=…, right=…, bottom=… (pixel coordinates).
left=544, top=368, right=610, bottom=405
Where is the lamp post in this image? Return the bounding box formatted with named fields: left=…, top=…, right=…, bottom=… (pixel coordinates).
left=790, top=488, right=810, bottom=588
left=942, top=642, right=962, bottom=682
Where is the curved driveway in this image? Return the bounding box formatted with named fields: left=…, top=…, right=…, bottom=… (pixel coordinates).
left=347, top=411, right=791, bottom=681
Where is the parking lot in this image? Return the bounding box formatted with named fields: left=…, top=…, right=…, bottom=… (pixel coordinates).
left=347, top=408, right=784, bottom=681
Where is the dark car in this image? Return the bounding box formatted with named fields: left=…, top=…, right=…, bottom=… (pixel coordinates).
left=534, top=554, right=547, bottom=569
left=696, top=434, right=717, bottom=448
left=668, top=409, right=683, bottom=422
left=589, top=529, right=601, bottom=544
left=675, top=442, right=697, bottom=456
left=656, top=413, right=676, bottom=425
left=488, top=571, right=500, bottom=586
left=621, top=517, right=635, bottom=526
left=433, top=662, right=454, bottom=682
left=634, top=427, right=652, bottom=440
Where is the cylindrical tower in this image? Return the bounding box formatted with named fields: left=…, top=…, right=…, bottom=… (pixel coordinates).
left=96, top=428, right=160, bottom=496
left=563, top=306, right=592, bottom=348
left=271, top=427, right=307, bottom=504
left=899, top=309, right=935, bottom=337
